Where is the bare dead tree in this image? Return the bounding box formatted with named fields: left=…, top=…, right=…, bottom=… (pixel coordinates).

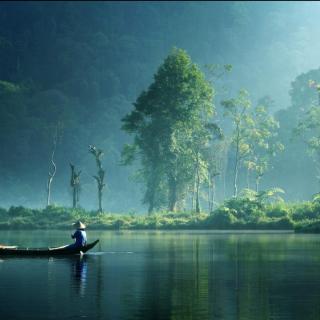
left=46, top=123, right=63, bottom=207
left=89, top=145, right=106, bottom=212
left=70, top=163, right=81, bottom=208
left=46, top=127, right=57, bottom=206
left=46, top=144, right=56, bottom=206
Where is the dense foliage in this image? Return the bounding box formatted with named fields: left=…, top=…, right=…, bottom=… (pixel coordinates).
left=122, top=48, right=218, bottom=213
left=1, top=191, right=320, bottom=232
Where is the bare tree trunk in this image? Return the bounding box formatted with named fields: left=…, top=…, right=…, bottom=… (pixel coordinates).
left=211, top=178, right=216, bottom=211
left=147, top=180, right=155, bottom=215
left=147, top=186, right=155, bottom=215
left=222, top=167, right=226, bottom=200
left=207, top=171, right=211, bottom=212
left=46, top=138, right=57, bottom=207
left=148, top=202, right=154, bottom=216
left=46, top=174, right=53, bottom=206
left=233, top=123, right=240, bottom=197
left=98, top=187, right=102, bottom=212
left=89, top=145, right=106, bottom=213
left=146, top=170, right=158, bottom=215
left=246, top=168, right=250, bottom=189
left=73, top=187, right=77, bottom=208
left=208, top=176, right=216, bottom=213
left=222, top=148, right=228, bottom=200
left=70, top=164, right=76, bottom=208
left=233, top=152, right=239, bottom=197
left=168, top=175, right=177, bottom=212
left=255, top=174, right=262, bottom=193
left=70, top=163, right=81, bottom=209
left=191, top=170, right=197, bottom=211
left=76, top=185, right=80, bottom=207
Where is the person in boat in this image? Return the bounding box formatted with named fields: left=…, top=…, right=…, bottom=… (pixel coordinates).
left=69, top=221, right=87, bottom=249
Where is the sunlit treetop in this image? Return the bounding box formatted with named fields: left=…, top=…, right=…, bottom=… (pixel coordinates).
left=308, top=80, right=320, bottom=91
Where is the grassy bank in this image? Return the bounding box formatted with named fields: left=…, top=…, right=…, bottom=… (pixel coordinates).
left=0, top=197, right=320, bottom=232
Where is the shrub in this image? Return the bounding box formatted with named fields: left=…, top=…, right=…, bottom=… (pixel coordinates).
left=266, top=203, right=290, bottom=218
left=291, top=202, right=320, bottom=221
left=295, top=220, right=320, bottom=233
left=205, top=207, right=237, bottom=228
left=268, top=217, right=294, bottom=229
left=220, top=197, right=264, bottom=222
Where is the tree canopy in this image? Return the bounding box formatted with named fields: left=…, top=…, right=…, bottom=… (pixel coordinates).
left=122, top=48, right=218, bottom=212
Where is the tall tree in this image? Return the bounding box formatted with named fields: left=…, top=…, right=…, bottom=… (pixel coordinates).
left=191, top=123, right=223, bottom=213
left=204, top=138, right=227, bottom=212
left=89, top=145, right=106, bottom=212
left=122, top=48, right=216, bottom=212
left=295, top=84, right=320, bottom=183
left=243, top=101, right=284, bottom=192
left=221, top=90, right=252, bottom=197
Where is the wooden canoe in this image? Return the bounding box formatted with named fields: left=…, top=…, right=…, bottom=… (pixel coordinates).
left=0, top=239, right=99, bottom=256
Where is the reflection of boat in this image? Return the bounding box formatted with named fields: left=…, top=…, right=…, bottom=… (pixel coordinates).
left=0, top=239, right=99, bottom=256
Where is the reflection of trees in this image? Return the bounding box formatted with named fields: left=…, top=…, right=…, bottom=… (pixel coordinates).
left=138, top=234, right=211, bottom=320
left=136, top=234, right=175, bottom=319
left=209, top=238, right=235, bottom=318
left=206, top=234, right=320, bottom=320
left=234, top=237, right=270, bottom=320
left=176, top=237, right=209, bottom=319
left=224, top=235, right=275, bottom=319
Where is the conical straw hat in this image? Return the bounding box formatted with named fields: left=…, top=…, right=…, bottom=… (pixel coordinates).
left=72, top=221, right=86, bottom=229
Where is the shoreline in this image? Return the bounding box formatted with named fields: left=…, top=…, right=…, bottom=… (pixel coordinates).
left=0, top=205, right=319, bottom=233
left=0, top=228, right=295, bottom=233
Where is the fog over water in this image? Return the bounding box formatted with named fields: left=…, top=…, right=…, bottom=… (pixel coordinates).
left=1, top=1, right=320, bottom=211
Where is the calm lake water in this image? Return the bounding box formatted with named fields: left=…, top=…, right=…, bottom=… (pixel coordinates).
left=0, top=230, right=320, bottom=320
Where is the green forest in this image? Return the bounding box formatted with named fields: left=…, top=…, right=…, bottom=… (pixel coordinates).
left=1, top=2, right=320, bottom=232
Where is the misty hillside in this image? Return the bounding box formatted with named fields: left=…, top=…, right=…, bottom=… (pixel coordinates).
left=1, top=1, right=320, bottom=211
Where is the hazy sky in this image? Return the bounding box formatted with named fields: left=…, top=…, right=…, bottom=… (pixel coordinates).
left=180, top=1, right=320, bottom=111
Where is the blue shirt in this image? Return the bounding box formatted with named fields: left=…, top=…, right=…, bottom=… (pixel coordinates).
left=72, top=229, right=87, bottom=247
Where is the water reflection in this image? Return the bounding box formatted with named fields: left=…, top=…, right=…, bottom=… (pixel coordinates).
left=71, top=256, right=88, bottom=297
left=46, top=255, right=89, bottom=298
left=47, top=255, right=89, bottom=297
left=2, top=232, right=320, bottom=319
